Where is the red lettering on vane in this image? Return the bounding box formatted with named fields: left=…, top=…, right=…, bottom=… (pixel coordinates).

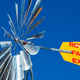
left=69, top=42, right=72, bottom=47
left=76, top=51, right=80, bottom=56
left=72, top=50, right=80, bottom=56
left=77, top=59, right=80, bottom=63
left=72, top=58, right=76, bottom=63
left=74, top=43, right=78, bottom=48
left=69, top=42, right=80, bottom=48
left=72, top=50, right=76, bottom=55
left=72, top=58, right=80, bottom=64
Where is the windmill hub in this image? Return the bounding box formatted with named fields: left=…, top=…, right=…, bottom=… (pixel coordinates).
left=22, top=41, right=27, bottom=45
left=15, top=38, right=19, bottom=42
left=15, top=38, right=27, bottom=45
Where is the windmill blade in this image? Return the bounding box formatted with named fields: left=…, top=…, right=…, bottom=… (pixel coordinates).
left=27, top=16, right=45, bottom=34
left=15, top=3, right=18, bottom=24
left=26, top=0, right=42, bottom=26
left=32, top=0, right=42, bottom=13
left=7, top=14, right=16, bottom=33
left=39, top=46, right=72, bottom=53
left=18, top=0, right=26, bottom=37
left=27, top=30, right=45, bottom=40
left=20, top=50, right=32, bottom=70
left=21, top=0, right=25, bottom=26
left=0, top=47, right=11, bottom=60
left=0, top=41, right=12, bottom=48
left=24, top=0, right=32, bottom=24
left=27, top=6, right=43, bottom=28
left=14, top=55, right=24, bottom=80
left=11, top=16, right=45, bottom=51
left=19, top=16, right=45, bottom=40
left=23, top=44, right=40, bottom=55
left=1, top=27, right=14, bottom=40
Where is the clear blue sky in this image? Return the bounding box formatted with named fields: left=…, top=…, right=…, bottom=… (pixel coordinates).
left=0, top=0, right=80, bottom=80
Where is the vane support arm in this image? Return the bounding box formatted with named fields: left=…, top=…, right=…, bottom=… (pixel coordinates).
left=39, top=46, right=72, bottom=53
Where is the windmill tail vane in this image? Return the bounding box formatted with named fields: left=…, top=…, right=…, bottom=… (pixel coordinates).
left=0, top=0, right=79, bottom=80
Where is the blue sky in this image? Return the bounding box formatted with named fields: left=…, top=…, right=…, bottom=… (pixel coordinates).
left=0, top=0, right=80, bottom=80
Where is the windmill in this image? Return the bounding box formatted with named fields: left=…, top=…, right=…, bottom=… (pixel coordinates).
left=0, top=0, right=79, bottom=80
left=0, top=0, right=47, bottom=80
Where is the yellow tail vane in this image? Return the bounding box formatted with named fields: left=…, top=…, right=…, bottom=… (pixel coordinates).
left=60, top=42, right=80, bottom=66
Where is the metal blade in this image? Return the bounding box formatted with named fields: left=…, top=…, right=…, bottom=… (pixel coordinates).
left=28, top=16, right=45, bottom=34
left=26, top=0, right=42, bottom=26
left=32, top=0, right=42, bottom=13
left=17, top=0, right=26, bottom=37
left=15, top=3, right=18, bottom=24
left=23, top=44, right=40, bottom=55
left=1, top=27, right=14, bottom=40
left=15, top=55, right=23, bottom=80
left=0, top=47, right=11, bottom=60
left=27, top=30, right=45, bottom=40
left=7, top=14, right=16, bottom=33
left=21, top=0, right=25, bottom=26
left=20, top=50, right=32, bottom=70
left=24, top=0, right=32, bottom=24
left=0, top=56, right=12, bottom=80
left=0, top=41, right=12, bottom=48
left=27, top=7, right=43, bottom=28
left=18, top=16, right=45, bottom=41
left=11, top=16, right=45, bottom=51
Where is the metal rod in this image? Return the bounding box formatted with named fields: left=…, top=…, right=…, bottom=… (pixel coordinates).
left=39, top=46, right=72, bottom=53
left=26, top=70, right=29, bottom=80
left=30, top=68, right=34, bottom=80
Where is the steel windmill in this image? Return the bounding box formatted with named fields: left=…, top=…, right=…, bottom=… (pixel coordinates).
left=1, top=0, right=78, bottom=80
